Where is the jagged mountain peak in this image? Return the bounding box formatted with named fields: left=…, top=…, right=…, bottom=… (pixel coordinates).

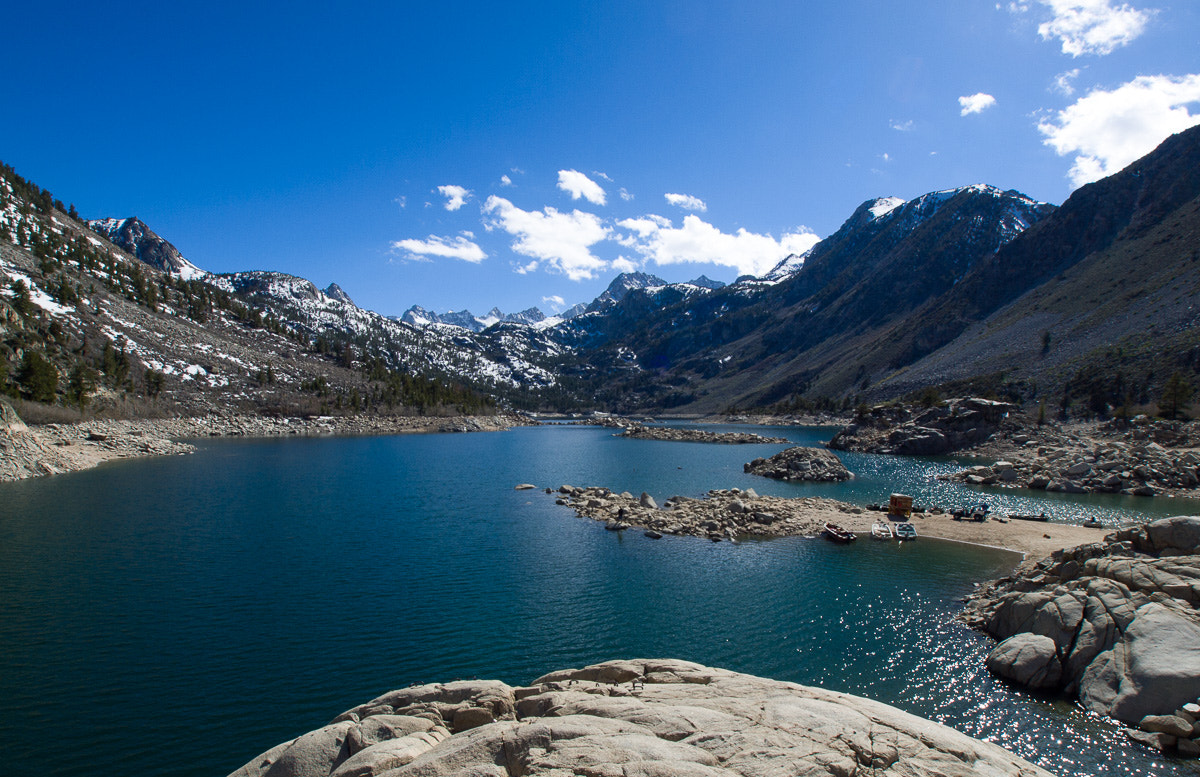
left=399, top=304, right=551, bottom=332
left=585, top=271, right=669, bottom=314
left=323, top=283, right=354, bottom=305
left=687, top=275, right=727, bottom=290
left=88, top=216, right=206, bottom=280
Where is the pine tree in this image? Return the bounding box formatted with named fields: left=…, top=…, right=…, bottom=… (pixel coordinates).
left=18, top=351, right=58, bottom=403
left=1160, top=372, right=1194, bottom=420
left=67, top=364, right=97, bottom=410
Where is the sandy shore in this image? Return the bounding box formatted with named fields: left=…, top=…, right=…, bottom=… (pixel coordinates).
left=835, top=510, right=1111, bottom=559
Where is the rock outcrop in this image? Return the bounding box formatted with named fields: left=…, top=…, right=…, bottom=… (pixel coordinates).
left=556, top=485, right=864, bottom=541
left=963, top=515, right=1200, bottom=753
left=744, top=446, right=852, bottom=482
left=828, top=397, right=1014, bottom=456
left=227, top=659, right=1053, bottom=777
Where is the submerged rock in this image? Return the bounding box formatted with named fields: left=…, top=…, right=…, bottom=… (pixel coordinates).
left=227, top=659, right=1053, bottom=777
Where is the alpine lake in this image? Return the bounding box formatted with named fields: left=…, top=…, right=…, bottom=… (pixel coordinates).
left=2, top=422, right=1200, bottom=777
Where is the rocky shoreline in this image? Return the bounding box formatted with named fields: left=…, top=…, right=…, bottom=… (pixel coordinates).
left=963, top=515, right=1200, bottom=756
left=825, top=397, right=1200, bottom=499
left=941, top=437, right=1200, bottom=497
left=0, top=403, right=533, bottom=482
left=228, top=658, right=1052, bottom=777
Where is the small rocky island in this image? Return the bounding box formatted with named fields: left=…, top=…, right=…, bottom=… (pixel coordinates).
left=963, top=515, right=1200, bottom=755
left=744, top=446, right=852, bottom=482
left=616, top=422, right=790, bottom=444
left=227, top=659, right=1052, bottom=777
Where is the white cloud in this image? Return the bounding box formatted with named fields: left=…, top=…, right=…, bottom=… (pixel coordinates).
left=619, top=188, right=634, bottom=201
left=664, top=192, right=708, bottom=212
left=483, top=195, right=611, bottom=281
left=394, top=196, right=407, bottom=209
left=593, top=171, right=614, bottom=182
left=436, top=185, right=471, bottom=211
left=1053, top=68, right=1082, bottom=95
left=542, top=295, right=565, bottom=310
left=500, top=174, right=513, bottom=187
left=616, top=215, right=820, bottom=278
left=611, top=256, right=639, bottom=273
left=959, top=93, right=997, bottom=115
left=556, top=169, right=607, bottom=205
left=391, top=234, right=487, bottom=263
left=1038, top=73, right=1200, bottom=186
left=890, top=119, right=915, bottom=131
left=1036, top=0, right=1153, bottom=57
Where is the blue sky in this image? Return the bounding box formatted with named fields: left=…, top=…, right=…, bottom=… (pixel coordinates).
left=3, top=1, right=1198, bottom=317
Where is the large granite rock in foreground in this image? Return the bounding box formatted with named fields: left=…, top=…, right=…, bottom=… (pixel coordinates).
left=229, top=659, right=1053, bottom=777
left=963, top=516, right=1200, bottom=753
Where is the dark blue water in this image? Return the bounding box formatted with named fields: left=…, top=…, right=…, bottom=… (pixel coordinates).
left=1, top=424, right=1197, bottom=777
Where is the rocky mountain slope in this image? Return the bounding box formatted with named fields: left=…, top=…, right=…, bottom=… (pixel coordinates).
left=0, top=165, right=544, bottom=417
left=554, top=184, right=1055, bottom=412
left=227, top=659, right=1052, bottom=777
left=872, top=125, right=1200, bottom=404
left=559, top=127, right=1200, bottom=415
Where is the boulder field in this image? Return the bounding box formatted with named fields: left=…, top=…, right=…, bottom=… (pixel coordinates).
left=940, top=440, right=1200, bottom=497
left=963, top=515, right=1200, bottom=755
left=227, top=659, right=1053, bottom=777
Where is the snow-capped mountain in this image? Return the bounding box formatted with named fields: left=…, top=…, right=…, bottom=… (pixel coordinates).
left=399, top=304, right=562, bottom=332
left=751, top=251, right=812, bottom=285
left=584, top=272, right=669, bottom=314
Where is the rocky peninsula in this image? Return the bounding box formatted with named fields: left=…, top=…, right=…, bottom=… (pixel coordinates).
left=0, top=400, right=532, bottom=482
left=551, top=484, right=1108, bottom=556
left=963, top=515, right=1200, bottom=755
left=556, top=484, right=865, bottom=541
left=227, top=658, right=1052, bottom=777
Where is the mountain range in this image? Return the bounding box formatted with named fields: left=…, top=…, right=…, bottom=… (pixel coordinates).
left=1, top=125, right=1198, bottom=419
